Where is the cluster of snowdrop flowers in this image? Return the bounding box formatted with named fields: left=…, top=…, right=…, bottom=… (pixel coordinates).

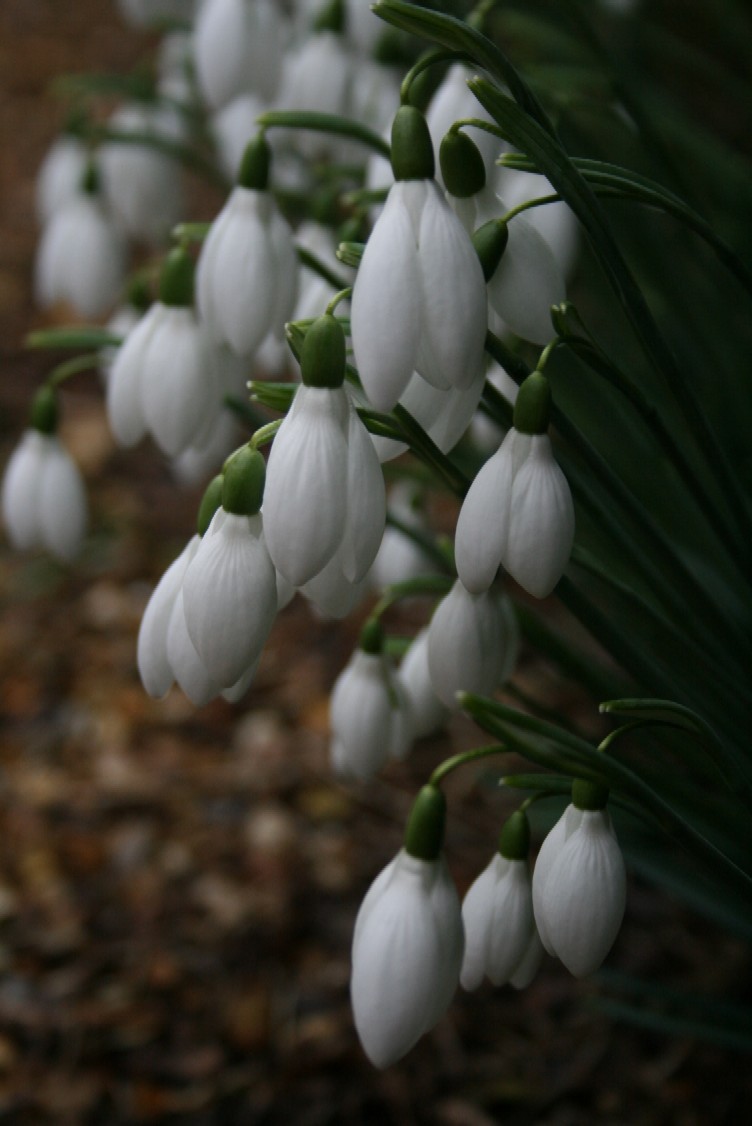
left=1, top=387, right=88, bottom=563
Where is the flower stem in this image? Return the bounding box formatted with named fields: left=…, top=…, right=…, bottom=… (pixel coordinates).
left=429, top=743, right=509, bottom=789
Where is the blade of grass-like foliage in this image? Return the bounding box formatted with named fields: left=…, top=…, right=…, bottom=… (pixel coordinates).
left=590, top=997, right=752, bottom=1054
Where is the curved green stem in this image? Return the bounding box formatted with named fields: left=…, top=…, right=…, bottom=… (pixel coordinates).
left=399, top=48, right=466, bottom=105
left=370, top=573, right=453, bottom=621
left=429, top=743, right=509, bottom=789
left=296, top=246, right=350, bottom=292
left=250, top=419, right=283, bottom=450
left=325, top=287, right=353, bottom=316
left=48, top=352, right=102, bottom=386
left=256, top=110, right=391, bottom=159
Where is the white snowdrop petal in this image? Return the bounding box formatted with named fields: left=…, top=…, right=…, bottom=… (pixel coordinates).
left=397, top=630, right=448, bottom=740
left=487, top=213, right=566, bottom=344
left=505, top=435, right=575, bottom=598
left=263, top=386, right=348, bottom=587
left=416, top=184, right=487, bottom=391
left=183, top=512, right=278, bottom=687
left=351, top=184, right=422, bottom=412
left=340, top=403, right=386, bottom=583
left=107, top=306, right=164, bottom=447
left=38, top=440, right=87, bottom=561
left=454, top=429, right=529, bottom=595
left=532, top=803, right=584, bottom=955
left=167, top=587, right=221, bottom=707
left=330, top=652, right=395, bottom=780
left=137, top=536, right=198, bottom=699
left=426, top=360, right=487, bottom=454
left=1, top=431, right=46, bottom=551
left=509, top=927, right=544, bottom=990
left=543, top=811, right=626, bottom=978
left=351, top=853, right=446, bottom=1068
left=140, top=310, right=218, bottom=457
left=425, top=854, right=464, bottom=1026
left=460, top=859, right=497, bottom=991
left=301, top=548, right=368, bottom=620
left=427, top=581, right=516, bottom=708
left=485, top=860, right=535, bottom=986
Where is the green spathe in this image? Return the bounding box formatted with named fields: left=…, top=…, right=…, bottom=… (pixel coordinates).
left=30, top=385, right=58, bottom=435
left=391, top=105, right=435, bottom=182
left=301, top=314, right=346, bottom=388
left=440, top=130, right=486, bottom=198
left=159, top=247, right=194, bottom=308
left=498, top=810, right=531, bottom=861
left=222, top=447, right=266, bottom=517
left=237, top=134, right=271, bottom=191
left=472, top=219, right=508, bottom=282
left=404, top=784, right=446, bottom=861
left=513, top=370, right=551, bottom=435
left=572, top=778, right=610, bottom=811
left=197, top=474, right=224, bottom=536
left=359, top=617, right=384, bottom=655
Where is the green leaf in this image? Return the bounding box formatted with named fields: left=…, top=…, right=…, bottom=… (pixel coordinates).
left=26, top=327, right=123, bottom=351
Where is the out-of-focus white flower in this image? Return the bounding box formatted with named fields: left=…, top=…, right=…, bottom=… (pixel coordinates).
left=455, top=372, right=575, bottom=599
left=345, top=0, right=385, bottom=55
left=107, top=248, right=220, bottom=457
left=427, top=579, right=518, bottom=708
left=351, top=107, right=487, bottom=412
left=276, top=28, right=352, bottom=160
left=138, top=534, right=204, bottom=700
left=117, top=0, right=197, bottom=28
left=211, top=92, right=267, bottom=182
left=351, top=786, right=463, bottom=1067
left=426, top=64, right=502, bottom=191
left=532, top=791, right=627, bottom=978
left=330, top=624, right=412, bottom=781
left=2, top=428, right=87, bottom=563
left=369, top=483, right=439, bottom=591
left=499, top=170, right=579, bottom=281
left=397, top=629, right=448, bottom=740
left=35, top=133, right=88, bottom=224
left=300, top=547, right=369, bottom=620
left=197, top=142, right=298, bottom=356
left=487, top=207, right=566, bottom=345
left=99, top=104, right=183, bottom=245
left=469, top=360, right=518, bottom=454
left=461, top=811, right=541, bottom=990
left=35, top=174, right=126, bottom=319
left=194, top=0, right=284, bottom=108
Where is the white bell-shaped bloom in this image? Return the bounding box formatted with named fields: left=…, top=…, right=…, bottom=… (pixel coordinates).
left=427, top=580, right=518, bottom=708
left=351, top=849, right=463, bottom=1068
left=426, top=64, right=502, bottom=190
left=166, top=585, right=225, bottom=707
left=455, top=428, right=575, bottom=599
left=194, top=0, right=284, bottom=108
left=99, top=104, right=183, bottom=245
left=35, top=135, right=88, bottom=223
left=276, top=31, right=352, bottom=160
left=35, top=191, right=126, bottom=319
left=499, top=170, right=579, bottom=280
left=461, top=854, right=538, bottom=990
left=107, top=302, right=220, bottom=457
left=487, top=208, right=566, bottom=345
left=197, top=187, right=297, bottom=356
left=532, top=805, right=626, bottom=977
left=370, top=484, right=439, bottom=591
left=211, top=93, right=268, bottom=182
left=137, top=535, right=199, bottom=700
left=182, top=508, right=278, bottom=688
left=330, top=648, right=412, bottom=781
left=339, top=397, right=387, bottom=582
left=300, top=547, right=368, bottom=620
left=397, top=629, right=448, bottom=740
left=98, top=303, right=143, bottom=386
left=2, top=430, right=87, bottom=562
left=352, top=178, right=487, bottom=412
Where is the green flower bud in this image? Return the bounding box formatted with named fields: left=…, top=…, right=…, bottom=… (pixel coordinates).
left=404, top=784, right=446, bottom=861
left=30, top=385, right=58, bottom=435
left=126, top=274, right=152, bottom=313
left=300, top=314, right=346, bottom=389
left=571, top=778, right=610, bottom=811
left=359, top=618, right=384, bottom=655
left=80, top=160, right=100, bottom=196
left=390, top=105, right=435, bottom=182
left=159, top=247, right=194, bottom=308
left=513, top=370, right=552, bottom=435
left=237, top=133, right=271, bottom=191
left=439, top=130, right=486, bottom=198
left=197, top=473, right=224, bottom=536
left=498, top=809, right=531, bottom=861
left=222, top=447, right=266, bottom=516
left=472, top=219, right=508, bottom=282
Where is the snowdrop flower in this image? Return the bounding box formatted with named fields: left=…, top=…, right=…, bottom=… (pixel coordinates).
left=426, top=64, right=501, bottom=191
left=351, top=785, right=464, bottom=1067
left=427, top=579, right=519, bottom=709
left=330, top=620, right=412, bottom=780
left=194, top=0, right=284, bottom=108
left=461, top=811, right=542, bottom=990
left=486, top=209, right=566, bottom=345
left=196, top=135, right=298, bottom=357
left=351, top=106, right=487, bottom=412
left=276, top=9, right=352, bottom=161
left=182, top=448, right=279, bottom=689
left=98, top=276, right=151, bottom=385
left=532, top=781, right=627, bottom=978
left=300, top=546, right=369, bottom=620
left=499, top=170, right=579, bottom=281
left=264, top=315, right=386, bottom=587
left=35, top=165, right=126, bottom=319
left=397, top=629, right=448, bottom=740
left=107, top=248, right=220, bottom=456
left=99, top=104, right=183, bottom=245
left=35, top=131, right=88, bottom=223
left=455, top=371, right=575, bottom=599
left=1, top=389, right=87, bottom=563
left=211, top=92, right=267, bottom=183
